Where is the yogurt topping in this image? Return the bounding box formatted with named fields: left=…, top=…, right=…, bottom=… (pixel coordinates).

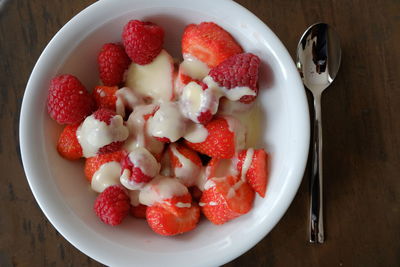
left=139, top=176, right=188, bottom=206
left=128, top=147, right=160, bottom=177
left=77, top=114, right=129, bottom=157
left=181, top=53, right=210, bottom=81
left=147, top=102, right=186, bottom=142
left=224, top=115, right=246, bottom=151
left=240, top=148, right=254, bottom=181
left=124, top=104, right=164, bottom=155
left=129, top=190, right=140, bottom=207
left=170, top=143, right=201, bottom=187
left=91, top=161, right=121, bottom=193
left=183, top=122, right=208, bottom=143
left=125, top=49, right=174, bottom=103
left=115, top=87, right=143, bottom=118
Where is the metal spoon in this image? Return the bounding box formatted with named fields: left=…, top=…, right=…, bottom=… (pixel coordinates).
left=296, top=23, right=341, bottom=243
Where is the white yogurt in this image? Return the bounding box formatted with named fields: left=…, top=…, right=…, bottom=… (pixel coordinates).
left=224, top=115, right=246, bottom=151
left=115, top=87, right=143, bottom=117
left=124, top=104, right=164, bottom=155
left=240, top=148, right=254, bottom=181
left=147, top=102, right=186, bottom=142
left=170, top=143, right=201, bottom=187
left=128, top=147, right=160, bottom=177
left=129, top=190, right=140, bottom=207
left=125, top=49, right=174, bottom=103
left=91, top=161, right=121, bottom=193
left=139, top=176, right=188, bottom=206
left=77, top=114, right=129, bottom=157
left=183, top=122, right=208, bottom=143
left=180, top=53, right=210, bottom=81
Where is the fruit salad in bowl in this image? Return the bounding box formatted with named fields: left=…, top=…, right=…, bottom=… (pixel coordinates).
left=20, top=0, right=309, bottom=266
left=49, top=18, right=268, bottom=235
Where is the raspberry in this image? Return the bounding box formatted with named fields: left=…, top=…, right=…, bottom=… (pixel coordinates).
left=94, top=185, right=130, bottom=226
left=97, top=43, right=131, bottom=86
left=47, top=74, right=95, bottom=124
left=93, top=108, right=117, bottom=124
left=209, top=53, right=260, bottom=103
left=122, top=20, right=164, bottom=65
left=121, top=154, right=152, bottom=184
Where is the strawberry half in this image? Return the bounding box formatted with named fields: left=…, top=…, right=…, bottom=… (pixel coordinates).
left=57, top=124, right=82, bottom=160
left=237, top=149, right=269, bottom=198
left=185, top=117, right=235, bottom=159
left=182, top=22, right=243, bottom=68
left=200, top=176, right=255, bottom=225
left=84, top=150, right=125, bottom=182
left=93, top=85, right=118, bottom=110
left=146, top=202, right=200, bottom=236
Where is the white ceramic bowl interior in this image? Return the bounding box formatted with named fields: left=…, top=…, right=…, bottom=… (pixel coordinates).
left=20, top=0, right=309, bottom=266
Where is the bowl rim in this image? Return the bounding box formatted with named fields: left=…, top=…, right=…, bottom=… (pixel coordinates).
left=20, top=0, right=310, bottom=266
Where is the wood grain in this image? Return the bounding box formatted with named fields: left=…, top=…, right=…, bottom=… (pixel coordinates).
left=0, top=0, right=399, bottom=266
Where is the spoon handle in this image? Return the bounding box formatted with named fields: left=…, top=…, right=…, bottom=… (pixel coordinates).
left=310, top=92, right=324, bottom=243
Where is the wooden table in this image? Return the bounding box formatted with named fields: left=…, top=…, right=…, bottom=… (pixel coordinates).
left=1, top=0, right=399, bottom=266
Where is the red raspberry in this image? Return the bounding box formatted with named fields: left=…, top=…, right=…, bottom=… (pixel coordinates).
left=47, top=74, right=95, bottom=124
left=121, top=153, right=152, bottom=184
left=122, top=20, right=164, bottom=65
left=92, top=108, right=125, bottom=154
left=93, top=108, right=117, bottom=124
left=209, top=53, right=260, bottom=103
left=94, top=185, right=130, bottom=226
left=97, top=43, right=131, bottom=86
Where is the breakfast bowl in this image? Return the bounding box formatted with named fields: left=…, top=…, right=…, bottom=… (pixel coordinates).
left=19, top=0, right=310, bottom=266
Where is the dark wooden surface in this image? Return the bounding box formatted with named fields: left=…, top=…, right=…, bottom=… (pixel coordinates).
left=1, top=0, right=399, bottom=266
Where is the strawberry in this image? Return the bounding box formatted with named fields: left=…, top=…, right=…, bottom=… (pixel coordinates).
left=182, top=22, right=243, bottom=68
left=200, top=176, right=255, bottom=225
left=146, top=202, right=200, bottom=236
left=131, top=204, right=147, bottom=219
left=47, top=74, right=95, bottom=124
left=169, top=143, right=202, bottom=169
left=185, top=117, right=235, bottom=159
left=97, top=43, right=131, bottom=86
left=93, top=86, right=118, bottom=110
left=237, top=149, right=269, bottom=197
left=94, top=185, right=130, bottom=226
left=84, top=150, right=125, bottom=182
left=205, top=157, right=236, bottom=180
left=122, top=20, right=164, bottom=65
left=57, top=124, right=82, bottom=160
left=208, top=53, right=260, bottom=104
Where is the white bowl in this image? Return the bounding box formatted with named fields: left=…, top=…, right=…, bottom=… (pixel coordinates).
left=20, top=0, right=310, bottom=266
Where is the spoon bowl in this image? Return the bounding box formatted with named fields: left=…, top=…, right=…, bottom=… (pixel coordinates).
left=296, top=22, right=341, bottom=243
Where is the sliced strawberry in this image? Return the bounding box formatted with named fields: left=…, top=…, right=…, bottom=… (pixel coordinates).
left=200, top=176, right=255, bottom=225
left=185, top=117, right=235, bottom=159
left=146, top=202, right=200, bottom=236
left=237, top=149, right=269, bottom=197
left=84, top=150, right=125, bottom=182
left=93, top=86, right=118, bottom=110
left=131, top=204, right=147, bottom=219
left=182, top=22, right=243, bottom=68
left=169, top=143, right=202, bottom=169
left=205, top=157, right=236, bottom=180
left=57, top=124, right=82, bottom=160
